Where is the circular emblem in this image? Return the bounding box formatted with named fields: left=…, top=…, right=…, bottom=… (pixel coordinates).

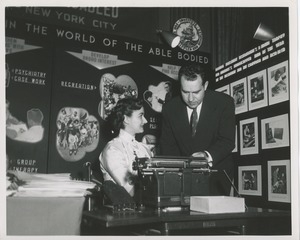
left=173, top=18, right=203, bottom=52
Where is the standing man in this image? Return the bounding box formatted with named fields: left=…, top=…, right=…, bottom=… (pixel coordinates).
left=160, top=64, right=235, bottom=196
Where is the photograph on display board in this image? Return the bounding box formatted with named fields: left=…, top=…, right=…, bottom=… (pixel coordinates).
left=238, top=165, right=262, bottom=196
left=239, top=117, right=258, bottom=155
left=267, top=60, right=289, bottom=105
left=215, top=84, right=230, bottom=96
left=261, top=114, right=289, bottom=149
left=268, top=160, right=291, bottom=203
left=230, top=78, right=248, bottom=114
left=247, top=69, right=268, bottom=111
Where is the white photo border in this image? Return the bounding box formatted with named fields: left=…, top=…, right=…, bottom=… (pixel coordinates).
left=215, top=84, right=230, bottom=96
left=232, top=125, right=238, bottom=153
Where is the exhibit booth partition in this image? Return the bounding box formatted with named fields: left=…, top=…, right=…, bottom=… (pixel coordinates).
left=214, top=33, right=291, bottom=210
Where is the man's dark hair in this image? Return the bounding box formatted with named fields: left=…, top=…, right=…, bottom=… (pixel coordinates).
left=178, top=64, right=207, bottom=84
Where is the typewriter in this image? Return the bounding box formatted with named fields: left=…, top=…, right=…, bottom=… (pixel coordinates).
left=133, top=156, right=217, bottom=209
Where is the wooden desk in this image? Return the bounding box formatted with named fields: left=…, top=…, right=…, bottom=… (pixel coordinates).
left=81, top=207, right=291, bottom=235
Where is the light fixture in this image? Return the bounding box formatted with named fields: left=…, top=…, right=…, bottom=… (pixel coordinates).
left=157, top=30, right=181, bottom=48
left=253, top=23, right=275, bottom=41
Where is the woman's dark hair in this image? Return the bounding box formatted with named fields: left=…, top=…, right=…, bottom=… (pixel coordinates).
left=107, top=97, right=144, bottom=134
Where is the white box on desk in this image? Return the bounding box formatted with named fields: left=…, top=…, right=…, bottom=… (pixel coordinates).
left=190, top=196, right=245, bottom=214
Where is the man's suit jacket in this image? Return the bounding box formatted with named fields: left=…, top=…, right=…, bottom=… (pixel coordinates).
left=160, top=89, right=235, bottom=174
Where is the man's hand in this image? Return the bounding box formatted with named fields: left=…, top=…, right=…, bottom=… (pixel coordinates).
left=192, top=151, right=212, bottom=167
left=191, top=151, right=207, bottom=158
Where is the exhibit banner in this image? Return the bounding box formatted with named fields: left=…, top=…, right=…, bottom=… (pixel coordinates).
left=5, top=13, right=211, bottom=177
left=5, top=7, right=160, bottom=42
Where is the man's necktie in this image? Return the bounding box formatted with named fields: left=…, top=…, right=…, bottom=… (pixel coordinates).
left=190, top=108, right=198, bottom=137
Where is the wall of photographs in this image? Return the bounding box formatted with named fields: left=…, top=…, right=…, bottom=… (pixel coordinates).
left=214, top=33, right=290, bottom=209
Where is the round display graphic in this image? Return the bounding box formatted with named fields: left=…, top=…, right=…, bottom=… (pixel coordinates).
left=173, top=18, right=203, bottom=52
left=56, top=107, right=99, bottom=162
left=143, top=81, right=172, bottom=113
left=98, top=73, right=138, bottom=120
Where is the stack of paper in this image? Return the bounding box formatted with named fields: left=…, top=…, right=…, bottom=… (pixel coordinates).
left=190, top=196, right=245, bottom=213
left=7, top=171, right=97, bottom=197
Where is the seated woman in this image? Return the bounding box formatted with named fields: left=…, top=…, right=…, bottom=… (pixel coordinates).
left=99, top=98, right=152, bottom=197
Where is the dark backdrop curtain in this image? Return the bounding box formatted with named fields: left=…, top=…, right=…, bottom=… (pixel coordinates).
left=212, top=7, right=289, bottom=68
left=212, top=8, right=255, bottom=68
